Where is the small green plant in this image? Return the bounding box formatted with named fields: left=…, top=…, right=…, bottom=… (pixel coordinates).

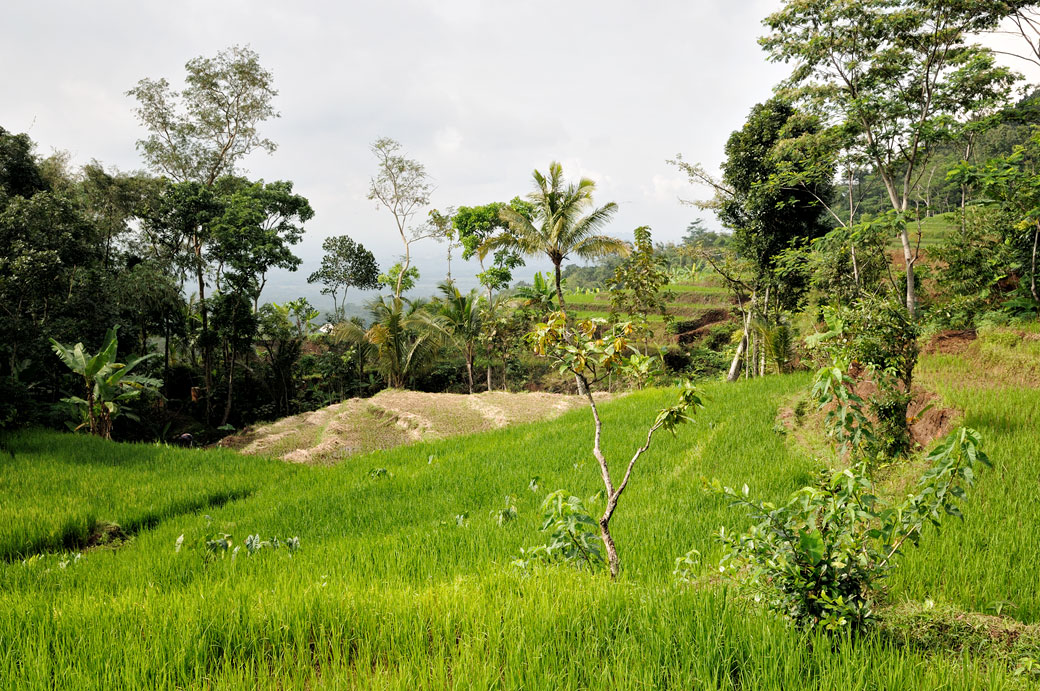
left=491, top=496, right=518, bottom=525
left=368, top=467, right=390, bottom=479
left=710, top=427, right=991, bottom=633
left=672, top=548, right=701, bottom=585
left=514, top=491, right=604, bottom=572
left=177, top=530, right=299, bottom=561
left=812, top=366, right=874, bottom=460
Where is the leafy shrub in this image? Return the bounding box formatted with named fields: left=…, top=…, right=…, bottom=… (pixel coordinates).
left=685, top=346, right=729, bottom=378
left=514, top=490, right=604, bottom=571
left=807, top=297, right=920, bottom=458
left=710, top=428, right=990, bottom=633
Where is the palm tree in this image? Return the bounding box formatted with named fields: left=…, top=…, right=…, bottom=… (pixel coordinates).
left=491, top=162, right=629, bottom=310
left=335, top=296, right=439, bottom=389
left=427, top=281, right=482, bottom=393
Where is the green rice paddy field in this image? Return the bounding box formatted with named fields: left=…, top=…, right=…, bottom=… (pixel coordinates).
left=1, top=327, right=1039, bottom=689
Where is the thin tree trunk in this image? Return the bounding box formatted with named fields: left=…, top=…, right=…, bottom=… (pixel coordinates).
left=727, top=333, right=746, bottom=383
left=486, top=284, right=493, bottom=391
left=163, top=318, right=171, bottom=399
left=195, top=234, right=212, bottom=423
left=848, top=169, right=860, bottom=290
left=759, top=285, right=769, bottom=377
left=396, top=240, right=411, bottom=299
left=728, top=306, right=750, bottom=383
left=1032, top=221, right=1039, bottom=305
left=850, top=241, right=860, bottom=289
left=554, top=262, right=566, bottom=310
left=465, top=345, right=474, bottom=395
left=221, top=350, right=236, bottom=427
left=899, top=226, right=917, bottom=320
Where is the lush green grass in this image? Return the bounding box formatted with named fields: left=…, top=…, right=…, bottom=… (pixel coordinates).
left=891, top=326, right=1040, bottom=621
left=2, top=367, right=1038, bottom=688
left=884, top=212, right=958, bottom=251
left=0, top=432, right=296, bottom=560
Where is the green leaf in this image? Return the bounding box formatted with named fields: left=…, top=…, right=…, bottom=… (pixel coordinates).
left=798, top=530, right=826, bottom=565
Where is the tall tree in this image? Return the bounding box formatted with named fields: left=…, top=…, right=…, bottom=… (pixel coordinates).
left=454, top=199, right=530, bottom=389
left=128, top=45, right=280, bottom=416
left=308, top=235, right=380, bottom=322
left=761, top=0, right=1018, bottom=318
left=367, top=138, right=436, bottom=299
left=717, top=98, right=832, bottom=293
left=127, top=45, right=278, bottom=186
left=492, top=162, right=628, bottom=309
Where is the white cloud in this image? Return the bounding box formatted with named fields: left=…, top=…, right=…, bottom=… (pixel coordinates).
left=434, top=126, right=463, bottom=155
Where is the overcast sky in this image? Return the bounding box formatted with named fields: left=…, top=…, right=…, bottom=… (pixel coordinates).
left=3, top=1, right=1037, bottom=308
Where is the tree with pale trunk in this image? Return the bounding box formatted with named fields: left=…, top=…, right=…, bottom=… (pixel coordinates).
left=367, top=138, right=436, bottom=299
left=530, top=312, right=702, bottom=579
left=760, top=0, right=1019, bottom=318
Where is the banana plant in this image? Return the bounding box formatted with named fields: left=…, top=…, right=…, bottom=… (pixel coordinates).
left=50, top=327, right=162, bottom=439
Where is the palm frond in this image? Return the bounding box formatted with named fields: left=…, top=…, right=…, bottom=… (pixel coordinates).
left=572, top=234, right=631, bottom=261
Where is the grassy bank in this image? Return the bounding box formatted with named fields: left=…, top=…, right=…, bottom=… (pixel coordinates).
left=2, top=357, right=1039, bottom=687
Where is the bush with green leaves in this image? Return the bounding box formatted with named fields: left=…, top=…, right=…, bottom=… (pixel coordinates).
left=807, top=297, right=920, bottom=458
left=49, top=326, right=161, bottom=439
left=513, top=490, right=604, bottom=572
left=710, top=427, right=990, bottom=633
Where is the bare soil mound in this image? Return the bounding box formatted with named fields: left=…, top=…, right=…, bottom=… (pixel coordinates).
left=218, top=390, right=597, bottom=464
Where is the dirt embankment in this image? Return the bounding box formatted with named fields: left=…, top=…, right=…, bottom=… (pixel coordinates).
left=922, top=329, right=977, bottom=356
left=675, top=308, right=732, bottom=345
left=777, top=370, right=958, bottom=458
left=218, top=389, right=600, bottom=465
